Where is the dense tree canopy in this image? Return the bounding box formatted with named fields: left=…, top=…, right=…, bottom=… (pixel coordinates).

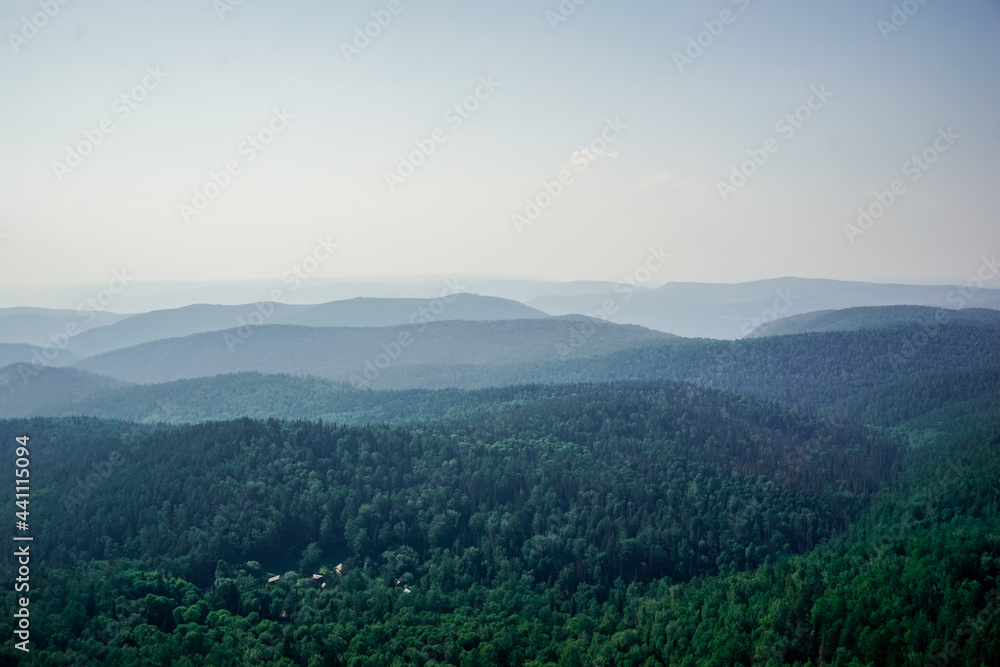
left=0, top=362, right=995, bottom=664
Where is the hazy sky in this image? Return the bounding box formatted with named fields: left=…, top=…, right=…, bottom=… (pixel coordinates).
left=1, top=0, right=998, bottom=290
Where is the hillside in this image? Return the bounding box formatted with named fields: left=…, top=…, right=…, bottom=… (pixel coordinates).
left=1, top=343, right=997, bottom=665
left=0, top=323, right=988, bottom=420
left=0, top=364, right=132, bottom=418
left=33, top=364, right=1000, bottom=435
left=6, top=390, right=999, bottom=665
left=0, top=343, right=43, bottom=368
left=0, top=381, right=902, bottom=664
left=31, top=373, right=503, bottom=425
left=62, top=294, right=551, bottom=357
left=826, top=365, right=1000, bottom=430
left=313, top=324, right=1000, bottom=406
left=72, top=318, right=672, bottom=385
left=3, top=324, right=988, bottom=428
left=746, top=305, right=1000, bottom=337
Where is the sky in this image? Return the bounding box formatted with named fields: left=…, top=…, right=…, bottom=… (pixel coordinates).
left=1, top=0, right=998, bottom=292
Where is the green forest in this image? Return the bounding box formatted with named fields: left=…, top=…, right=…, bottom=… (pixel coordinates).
left=3, top=0, right=998, bottom=660
left=0, top=364, right=998, bottom=664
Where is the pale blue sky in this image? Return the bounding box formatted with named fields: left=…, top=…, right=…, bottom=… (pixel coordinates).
left=1, top=0, right=998, bottom=289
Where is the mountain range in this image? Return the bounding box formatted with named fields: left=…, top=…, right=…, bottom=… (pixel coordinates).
left=1, top=305, right=996, bottom=430
left=4, top=277, right=999, bottom=343
left=2, top=287, right=999, bottom=666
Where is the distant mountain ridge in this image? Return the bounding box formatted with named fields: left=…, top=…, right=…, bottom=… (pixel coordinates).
left=0, top=294, right=550, bottom=358
left=6, top=277, right=1000, bottom=341
left=0, top=342, right=79, bottom=368
left=526, top=277, right=1000, bottom=338
left=0, top=308, right=130, bottom=346
left=0, top=277, right=655, bottom=313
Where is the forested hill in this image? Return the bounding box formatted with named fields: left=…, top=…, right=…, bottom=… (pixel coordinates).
left=2, top=322, right=995, bottom=427
left=60, top=294, right=551, bottom=358
left=0, top=364, right=130, bottom=419
left=71, top=319, right=673, bottom=384
left=0, top=343, right=43, bottom=369
left=70, top=322, right=999, bottom=394
left=0, top=382, right=899, bottom=587
left=2, top=391, right=998, bottom=665
left=19, top=372, right=481, bottom=424
left=827, top=365, right=1000, bottom=429
left=746, top=305, right=1000, bottom=337
left=17, top=362, right=999, bottom=437
left=407, top=323, right=997, bottom=410
left=0, top=342, right=79, bottom=369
